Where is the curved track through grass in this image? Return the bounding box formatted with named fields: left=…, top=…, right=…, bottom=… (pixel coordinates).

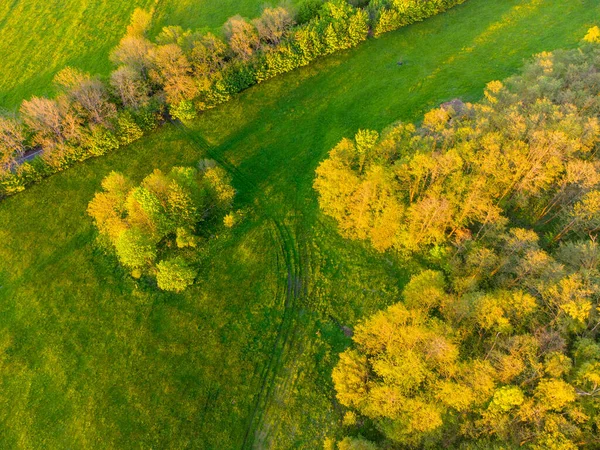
left=178, top=125, right=308, bottom=448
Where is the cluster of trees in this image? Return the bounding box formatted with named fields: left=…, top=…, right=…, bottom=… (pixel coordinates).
left=321, top=33, right=600, bottom=449
left=0, top=65, right=159, bottom=197
left=314, top=38, right=600, bottom=255
left=0, top=0, right=466, bottom=200
left=334, top=236, right=600, bottom=448
left=87, top=162, right=235, bottom=292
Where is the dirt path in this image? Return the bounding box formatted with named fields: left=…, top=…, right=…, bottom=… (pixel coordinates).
left=177, top=124, right=308, bottom=449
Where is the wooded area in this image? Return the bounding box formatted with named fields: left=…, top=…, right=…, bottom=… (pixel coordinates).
left=317, top=32, right=600, bottom=449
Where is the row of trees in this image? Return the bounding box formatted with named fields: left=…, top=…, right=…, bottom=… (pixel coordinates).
left=0, top=0, right=466, bottom=199
left=322, top=31, right=600, bottom=449
left=87, top=162, right=235, bottom=292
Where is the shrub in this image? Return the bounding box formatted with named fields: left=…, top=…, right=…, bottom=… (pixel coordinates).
left=86, top=126, right=120, bottom=156
left=169, top=100, right=197, bottom=122
left=115, top=228, right=157, bottom=271
left=297, top=0, right=324, bottom=24
left=116, top=111, right=144, bottom=145
left=156, top=257, right=197, bottom=292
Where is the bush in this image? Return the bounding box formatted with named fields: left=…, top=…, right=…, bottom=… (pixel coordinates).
left=115, top=228, right=157, bottom=270
left=156, top=256, right=197, bottom=292
left=296, top=0, right=324, bottom=24
left=133, top=104, right=162, bottom=132
left=0, top=172, right=26, bottom=196
left=222, top=62, right=257, bottom=94
left=256, top=43, right=303, bottom=82
left=176, top=227, right=198, bottom=248
left=116, top=111, right=144, bottom=145
left=169, top=100, right=197, bottom=122
left=87, top=126, right=120, bottom=156
left=199, top=78, right=231, bottom=110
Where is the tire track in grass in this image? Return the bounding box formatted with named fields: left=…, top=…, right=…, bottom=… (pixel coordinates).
left=176, top=123, right=306, bottom=449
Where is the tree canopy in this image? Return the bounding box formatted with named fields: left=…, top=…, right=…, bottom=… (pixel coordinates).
left=315, top=41, right=600, bottom=256
left=88, top=162, right=234, bottom=292
left=325, top=36, right=600, bottom=449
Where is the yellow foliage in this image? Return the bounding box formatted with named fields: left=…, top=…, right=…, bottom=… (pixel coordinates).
left=484, top=80, right=503, bottom=103
left=403, top=270, right=446, bottom=312
left=175, top=227, right=197, bottom=248
left=203, top=166, right=235, bottom=206
left=370, top=350, right=428, bottom=391
left=223, top=212, right=236, bottom=228
left=489, top=386, right=524, bottom=412
left=323, top=437, right=336, bottom=450
left=423, top=107, right=451, bottom=133
left=353, top=303, right=426, bottom=354
left=363, top=384, right=405, bottom=419
left=406, top=399, right=443, bottom=433
left=576, top=362, right=600, bottom=391
left=332, top=350, right=369, bottom=408
left=141, top=169, right=170, bottom=198
left=463, top=360, right=497, bottom=404
left=535, top=51, right=554, bottom=74
left=584, top=26, right=600, bottom=43
left=342, top=410, right=357, bottom=426
left=354, top=129, right=379, bottom=157
left=476, top=294, right=511, bottom=333
left=560, top=299, right=591, bottom=324
left=336, top=436, right=377, bottom=450
left=369, top=198, right=403, bottom=251
left=535, top=379, right=576, bottom=410
left=435, top=380, right=475, bottom=411
left=544, top=353, right=572, bottom=378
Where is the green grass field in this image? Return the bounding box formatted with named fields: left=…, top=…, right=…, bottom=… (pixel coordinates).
left=0, top=0, right=272, bottom=109
left=0, top=0, right=598, bottom=448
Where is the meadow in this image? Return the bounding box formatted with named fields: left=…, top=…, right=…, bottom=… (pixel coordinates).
left=0, top=0, right=598, bottom=448
left=0, top=0, right=273, bottom=108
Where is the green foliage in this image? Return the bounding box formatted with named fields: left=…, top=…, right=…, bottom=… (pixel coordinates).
left=115, top=227, right=156, bottom=270
left=0, top=171, right=27, bottom=196
left=297, top=0, right=324, bottom=24
left=87, top=126, right=120, bottom=156
left=116, top=111, right=144, bottom=145
left=155, top=256, right=197, bottom=292
left=222, top=62, right=258, bottom=94
left=337, top=436, right=378, bottom=449
left=370, top=0, right=467, bottom=36
left=169, top=99, right=197, bottom=122
left=175, top=226, right=197, bottom=248
left=132, top=105, right=160, bottom=132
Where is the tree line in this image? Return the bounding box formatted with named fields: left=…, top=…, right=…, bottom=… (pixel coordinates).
left=319, top=30, right=600, bottom=449
left=0, top=0, right=466, bottom=200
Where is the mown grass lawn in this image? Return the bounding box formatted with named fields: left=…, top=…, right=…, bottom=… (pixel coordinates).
left=0, top=0, right=598, bottom=448
left=0, top=0, right=274, bottom=109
